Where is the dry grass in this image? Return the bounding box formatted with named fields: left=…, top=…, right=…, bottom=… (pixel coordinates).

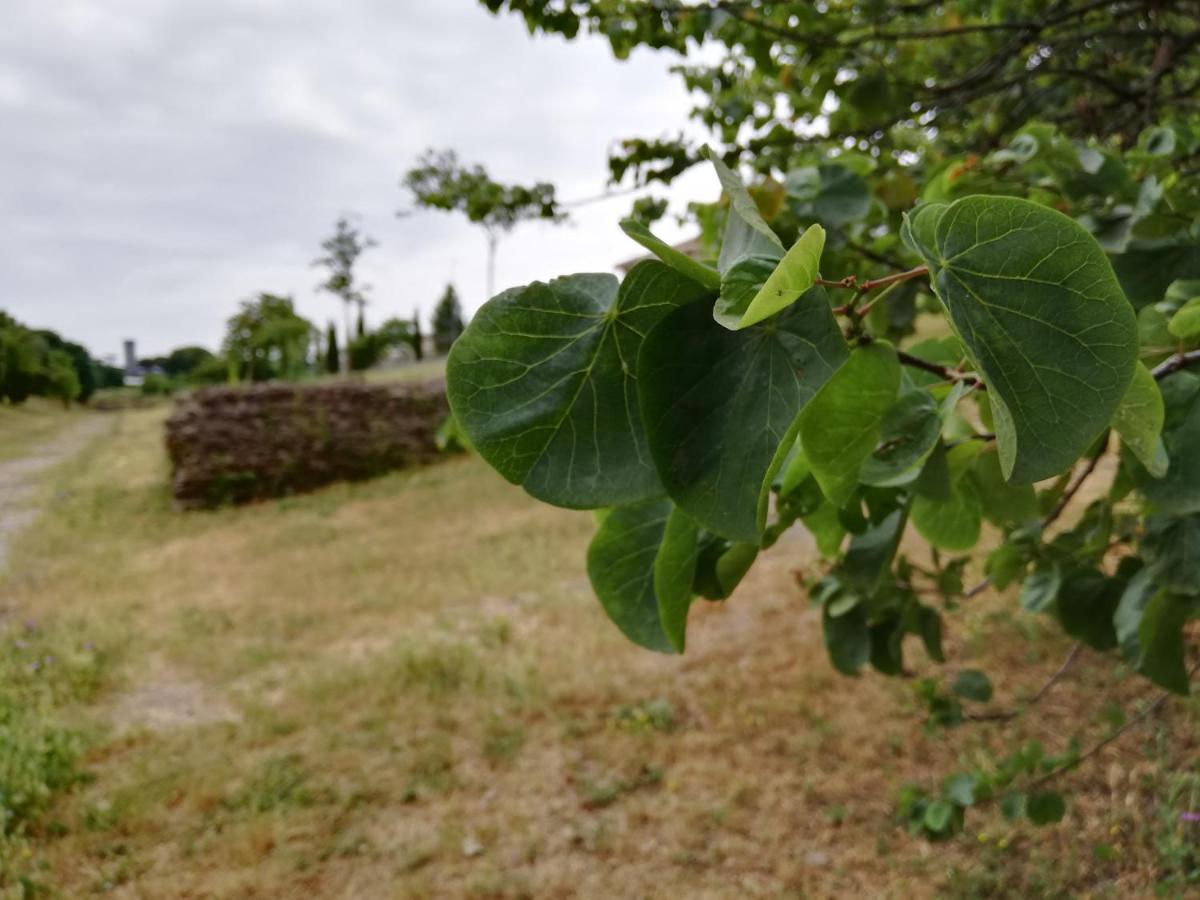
left=3, top=406, right=1198, bottom=898
left=0, top=397, right=91, bottom=461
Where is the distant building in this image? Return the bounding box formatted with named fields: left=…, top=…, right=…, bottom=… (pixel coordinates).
left=121, top=339, right=164, bottom=387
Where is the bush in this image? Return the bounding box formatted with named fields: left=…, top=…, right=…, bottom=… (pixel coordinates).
left=166, top=380, right=449, bottom=507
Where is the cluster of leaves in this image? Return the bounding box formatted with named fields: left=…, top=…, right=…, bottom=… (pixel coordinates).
left=0, top=311, right=91, bottom=406
left=483, top=0, right=1200, bottom=189
left=446, top=112, right=1200, bottom=834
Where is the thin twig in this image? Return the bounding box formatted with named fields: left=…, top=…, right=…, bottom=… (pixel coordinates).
left=1021, top=660, right=1200, bottom=796
left=1151, top=349, right=1200, bottom=380
left=894, top=349, right=984, bottom=389
left=966, top=642, right=1083, bottom=722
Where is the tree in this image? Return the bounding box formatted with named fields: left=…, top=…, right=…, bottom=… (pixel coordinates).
left=0, top=313, right=89, bottom=406
left=432, top=284, right=465, bottom=354
left=222, top=294, right=314, bottom=383
left=403, top=149, right=566, bottom=298
left=450, top=1, right=1200, bottom=846
left=313, top=216, right=377, bottom=374
left=410, top=312, right=424, bottom=361
left=483, top=0, right=1200, bottom=186
left=163, top=346, right=216, bottom=379
left=325, top=322, right=340, bottom=375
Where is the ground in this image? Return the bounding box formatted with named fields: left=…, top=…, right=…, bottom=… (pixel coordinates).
left=0, top=402, right=1197, bottom=898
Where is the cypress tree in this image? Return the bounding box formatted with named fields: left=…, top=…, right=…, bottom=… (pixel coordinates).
left=325, top=322, right=340, bottom=375
left=411, top=313, right=424, bottom=361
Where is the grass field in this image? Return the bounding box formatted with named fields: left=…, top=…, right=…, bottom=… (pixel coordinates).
left=0, top=397, right=89, bottom=461
left=2, top=404, right=1198, bottom=898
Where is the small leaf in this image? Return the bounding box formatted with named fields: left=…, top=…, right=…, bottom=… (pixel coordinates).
left=860, top=389, right=942, bottom=487
left=702, top=146, right=784, bottom=272
left=619, top=219, right=721, bottom=290
left=1026, top=791, right=1066, bottom=825
left=1055, top=568, right=1120, bottom=651
left=1136, top=590, right=1191, bottom=694
left=912, top=479, right=982, bottom=551
left=801, top=343, right=901, bottom=509
left=587, top=500, right=677, bottom=653
left=969, top=447, right=1039, bottom=527
left=944, top=773, right=977, bottom=807
left=923, top=799, right=955, bottom=834
left=1134, top=373, right=1200, bottom=515
left=713, top=225, right=826, bottom=330
left=1000, top=793, right=1026, bottom=822
left=1168, top=296, right=1200, bottom=340
left=951, top=669, right=993, bottom=703
left=653, top=506, right=702, bottom=653
left=1020, top=566, right=1062, bottom=613
left=1111, top=363, right=1168, bottom=478
left=823, top=603, right=870, bottom=675
left=902, top=196, right=1138, bottom=483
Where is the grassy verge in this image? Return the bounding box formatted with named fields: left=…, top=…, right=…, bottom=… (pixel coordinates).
left=2, top=406, right=1197, bottom=897
left=0, top=398, right=87, bottom=462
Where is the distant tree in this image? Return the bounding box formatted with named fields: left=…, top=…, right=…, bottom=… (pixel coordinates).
left=163, top=346, right=215, bottom=379
left=36, top=331, right=95, bottom=402
left=313, top=217, right=377, bottom=374
left=432, top=284, right=465, bottom=354
left=222, top=294, right=314, bottom=383
left=0, top=313, right=86, bottom=406
left=410, top=313, right=424, bottom=361
left=403, top=149, right=566, bottom=298
left=93, top=361, right=126, bottom=390
left=325, top=322, right=340, bottom=375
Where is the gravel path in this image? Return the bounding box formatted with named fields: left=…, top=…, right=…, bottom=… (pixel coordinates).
left=0, top=414, right=110, bottom=572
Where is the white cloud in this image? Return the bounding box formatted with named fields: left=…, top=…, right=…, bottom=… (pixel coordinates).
left=0, top=0, right=713, bottom=358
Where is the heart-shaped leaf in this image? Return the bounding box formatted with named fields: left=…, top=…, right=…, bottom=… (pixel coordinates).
left=447, top=261, right=711, bottom=509
left=639, top=289, right=848, bottom=542
left=902, top=195, right=1138, bottom=483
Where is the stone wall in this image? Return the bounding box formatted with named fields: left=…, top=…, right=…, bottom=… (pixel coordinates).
left=166, top=380, right=448, bottom=507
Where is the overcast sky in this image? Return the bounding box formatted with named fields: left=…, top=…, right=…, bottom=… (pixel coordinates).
left=0, top=0, right=713, bottom=361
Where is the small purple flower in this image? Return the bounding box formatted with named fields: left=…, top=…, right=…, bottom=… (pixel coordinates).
left=26, top=661, right=41, bottom=674
left=1181, top=812, right=1200, bottom=823
left=23, top=620, right=36, bottom=632
left=83, top=642, right=95, bottom=652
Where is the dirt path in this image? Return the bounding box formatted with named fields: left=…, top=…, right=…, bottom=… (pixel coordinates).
left=0, top=414, right=110, bottom=572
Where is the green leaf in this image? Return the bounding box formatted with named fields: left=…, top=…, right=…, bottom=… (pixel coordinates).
left=1020, top=565, right=1062, bottom=613
left=803, top=502, right=847, bottom=558
left=968, top=447, right=1039, bottom=527
left=842, top=509, right=907, bottom=591
left=800, top=343, right=901, bottom=509
left=713, top=226, right=826, bottom=331
left=902, top=196, right=1138, bottom=483
left=944, top=773, right=977, bottom=807
left=859, top=389, right=942, bottom=487
left=1142, top=514, right=1200, bottom=597
left=640, top=290, right=848, bottom=542
left=447, top=262, right=710, bottom=509
left=693, top=538, right=759, bottom=600
left=951, top=669, right=993, bottom=703
left=923, top=799, right=955, bottom=834
left=653, top=506, right=702, bottom=653
left=785, top=164, right=872, bottom=227
left=586, top=500, right=676, bottom=653
left=912, top=479, right=982, bottom=551
left=702, top=146, right=784, bottom=272
left=619, top=219, right=721, bottom=290
left=1055, top=568, right=1120, bottom=651
left=823, top=603, right=870, bottom=675
left=1134, top=373, right=1200, bottom=515
left=1168, top=296, right=1200, bottom=340
left=1136, top=590, right=1191, bottom=694
left=1111, top=363, right=1168, bottom=478
left=1027, top=791, right=1066, bottom=825
left=1114, top=567, right=1155, bottom=660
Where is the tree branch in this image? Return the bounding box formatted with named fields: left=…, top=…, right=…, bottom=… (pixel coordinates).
left=1152, top=350, right=1200, bottom=381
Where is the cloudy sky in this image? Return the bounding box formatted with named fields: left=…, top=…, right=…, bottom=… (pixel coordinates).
left=1, top=0, right=714, bottom=361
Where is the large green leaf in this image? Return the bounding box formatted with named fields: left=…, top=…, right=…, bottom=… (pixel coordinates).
left=1055, top=568, right=1120, bottom=650
left=447, top=261, right=710, bottom=509
left=800, top=343, right=901, bottom=509
left=1111, top=363, right=1168, bottom=478
left=786, top=164, right=872, bottom=227
left=968, top=447, right=1038, bottom=527
left=1135, top=590, right=1191, bottom=694
left=713, top=226, right=826, bottom=331
left=619, top=219, right=721, bottom=290
left=640, top=290, right=848, bottom=542
left=902, top=196, right=1138, bottom=483
left=586, top=500, right=676, bottom=653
